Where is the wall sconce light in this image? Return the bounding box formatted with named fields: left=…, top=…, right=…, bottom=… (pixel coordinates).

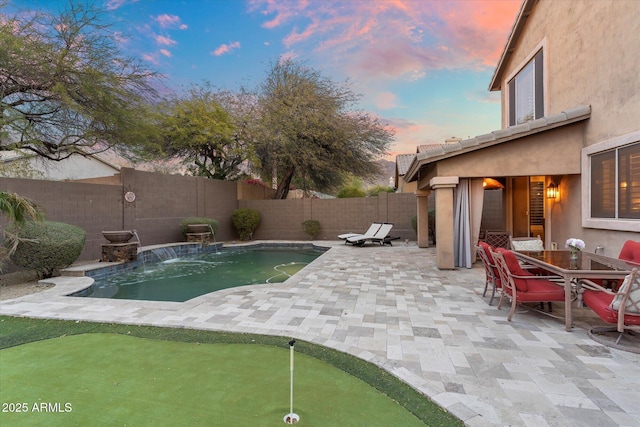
left=546, top=182, right=559, bottom=200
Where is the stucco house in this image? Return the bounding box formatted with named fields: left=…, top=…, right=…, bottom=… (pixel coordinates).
left=404, top=0, right=639, bottom=269
left=0, top=149, right=122, bottom=182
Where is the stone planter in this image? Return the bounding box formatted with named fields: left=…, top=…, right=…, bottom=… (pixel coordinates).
left=102, top=230, right=135, bottom=244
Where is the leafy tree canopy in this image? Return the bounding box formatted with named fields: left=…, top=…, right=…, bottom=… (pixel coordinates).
left=0, top=1, right=161, bottom=162
left=250, top=59, right=394, bottom=199
left=156, top=85, right=247, bottom=180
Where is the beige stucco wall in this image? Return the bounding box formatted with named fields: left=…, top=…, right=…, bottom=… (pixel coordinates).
left=431, top=124, right=585, bottom=178
left=499, top=0, right=640, bottom=145
left=494, top=0, right=640, bottom=254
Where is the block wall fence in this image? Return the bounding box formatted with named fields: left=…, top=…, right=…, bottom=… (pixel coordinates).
left=1, top=168, right=417, bottom=261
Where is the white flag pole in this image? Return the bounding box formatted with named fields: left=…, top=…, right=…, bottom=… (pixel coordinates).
left=283, top=339, right=299, bottom=424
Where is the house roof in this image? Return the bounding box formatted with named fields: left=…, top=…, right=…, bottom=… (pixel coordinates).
left=395, top=154, right=416, bottom=176
left=404, top=104, right=591, bottom=182
left=489, top=0, right=536, bottom=91
left=417, top=144, right=446, bottom=153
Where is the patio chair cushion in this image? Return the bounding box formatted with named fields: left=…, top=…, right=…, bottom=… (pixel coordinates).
left=514, top=278, right=565, bottom=302
left=584, top=289, right=640, bottom=326
left=618, top=240, right=640, bottom=265
left=609, top=272, right=640, bottom=315
left=496, top=248, right=533, bottom=292
left=478, top=242, right=502, bottom=289
left=584, top=291, right=618, bottom=323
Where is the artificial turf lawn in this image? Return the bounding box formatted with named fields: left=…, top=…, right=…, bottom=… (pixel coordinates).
left=0, top=316, right=463, bottom=426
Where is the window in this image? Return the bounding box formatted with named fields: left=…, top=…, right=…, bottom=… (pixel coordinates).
left=508, top=50, right=544, bottom=126
left=590, top=142, right=640, bottom=220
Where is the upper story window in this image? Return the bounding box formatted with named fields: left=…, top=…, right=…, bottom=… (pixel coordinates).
left=508, top=50, right=544, bottom=126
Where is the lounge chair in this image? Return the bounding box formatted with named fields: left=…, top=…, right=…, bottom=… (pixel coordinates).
left=338, top=223, right=382, bottom=242
left=347, top=223, right=394, bottom=246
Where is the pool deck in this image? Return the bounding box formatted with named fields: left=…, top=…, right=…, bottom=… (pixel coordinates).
left=1, top=241, right=639, bottom=426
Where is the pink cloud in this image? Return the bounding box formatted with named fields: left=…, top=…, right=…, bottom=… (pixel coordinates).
left=248, top=0, right=521, bottom=80
left=212, top=41, right=241, bottom=56
left=374, top=92, right=399, bottom=110
left=160, top=49, right=171, bottom=57
left=106, top=0, right=138, bottom=11
left=155, top=35, right=176, bottom=46
left=154, top=14, right=188, bottom=30
left=142, top=53, right=159, bottom=65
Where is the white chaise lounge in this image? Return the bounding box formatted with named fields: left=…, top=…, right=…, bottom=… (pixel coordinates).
left=346, top=223, right=394, bottom=246
left=338, top=223, right=382, bottom=242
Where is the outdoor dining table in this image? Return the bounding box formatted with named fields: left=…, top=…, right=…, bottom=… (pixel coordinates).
left=514, top=250, right=634, bottom=331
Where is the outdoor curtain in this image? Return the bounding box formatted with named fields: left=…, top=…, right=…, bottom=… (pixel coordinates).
left=454, top=178, right=484, bottom=268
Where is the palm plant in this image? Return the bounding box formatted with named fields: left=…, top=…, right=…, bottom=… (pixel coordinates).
left=0, top=192, right=44, bottom=269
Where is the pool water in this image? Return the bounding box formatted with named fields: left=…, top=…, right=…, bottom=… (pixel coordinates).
left=84, top=247, right=322, bottom=302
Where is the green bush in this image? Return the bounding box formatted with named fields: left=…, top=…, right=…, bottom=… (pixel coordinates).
left=232, top=208, right=260, bottom=241
left=9, top=221, right=86, bottom=279
left=336, top=186, right=366, bottom=198
left=178, top=217, right=219, bottom=238
left=411, top=215, right=417, bottom=234
left=302, top=220, right=321, bottom=239
left=366, top=185, right=395, bottom=197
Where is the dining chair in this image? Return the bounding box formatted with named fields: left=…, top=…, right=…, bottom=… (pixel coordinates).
left=582, top=268, right=640, bottom=349
left=485, top=231, right=510, bottom=249
left=491, top=248, right=566, bottom=321
left=509, top=236, right=544, bottom=251
left=476, top=242, right=501, bottom=305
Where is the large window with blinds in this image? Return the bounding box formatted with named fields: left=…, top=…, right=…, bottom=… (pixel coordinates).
left=508, top=50, right=544, bottom=126
left=590, top=142, right=640, bottom=220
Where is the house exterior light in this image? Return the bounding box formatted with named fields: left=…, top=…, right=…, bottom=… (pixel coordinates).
left=546, top=182, right=559, bottom=200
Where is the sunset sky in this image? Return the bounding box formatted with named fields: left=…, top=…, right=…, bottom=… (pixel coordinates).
left=6, top=0, right=523, bottom=159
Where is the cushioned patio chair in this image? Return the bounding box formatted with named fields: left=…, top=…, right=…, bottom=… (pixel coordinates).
left=509, top=236, right=544, bottom=251
left=485, top=231, right=511, bottom=249
left=618, top=240, right=640, bottom=265
left=582, top=268, right=640, bottom=349
left=582, top=240, right=640, bottom=291
left=347, top=223, right=394, bottom=246
left=491, top=248, right=566, bottom=321
left=338, top=223, right=381, bottom=242
left=476, top=242, right=502, bottom=305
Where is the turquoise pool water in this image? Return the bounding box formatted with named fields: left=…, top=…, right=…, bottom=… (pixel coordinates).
left=83, top=247, right=322, bottom=302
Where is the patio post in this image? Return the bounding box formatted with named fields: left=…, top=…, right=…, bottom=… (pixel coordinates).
left=415, top=189, right=431, bottom=247
left=430, top=176, right=459, bottom=270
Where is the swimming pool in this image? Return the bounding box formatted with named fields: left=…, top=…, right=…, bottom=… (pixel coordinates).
left=80, top=246, right=325, bottom=302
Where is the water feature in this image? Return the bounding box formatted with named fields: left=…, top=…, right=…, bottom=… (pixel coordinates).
left=207, top=224, right=218, bottom=253
left=150, top=246, right=178, bottom=261
left=81, top=246, right=323, bottom=302
left=132, top=230, right=142, bottom=249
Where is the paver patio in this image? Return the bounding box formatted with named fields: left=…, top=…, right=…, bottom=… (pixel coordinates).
left=1, top=242, right=639, bottom=426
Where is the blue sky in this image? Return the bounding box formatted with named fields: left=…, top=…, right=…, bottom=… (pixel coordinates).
left=5, top=0, right=522, bottom=159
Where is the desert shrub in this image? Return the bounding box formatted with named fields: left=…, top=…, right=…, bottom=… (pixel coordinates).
left=178, top=217, right=219, bottom=238
left=9, top=221, right=85, bottom=278
left=302, top=220, right=321, bottom=239
left=411, top=215, right=417, bottom=234
left=366, top=185, right=395, bottom=197
left=232, top=208, right=260, bottom=241
left=336, top=186, right=366, bottom=198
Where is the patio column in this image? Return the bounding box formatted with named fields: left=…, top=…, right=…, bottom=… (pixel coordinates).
left=430, top=176, right=459, bottom=270
left=415, top=190, right=431, bottom=247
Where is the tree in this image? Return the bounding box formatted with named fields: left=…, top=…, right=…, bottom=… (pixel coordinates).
left=156, top=85, right=247, bottom=180
left=251, top=59, right=394, bottom=199
left=0, top=1, right=160, bottom=162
